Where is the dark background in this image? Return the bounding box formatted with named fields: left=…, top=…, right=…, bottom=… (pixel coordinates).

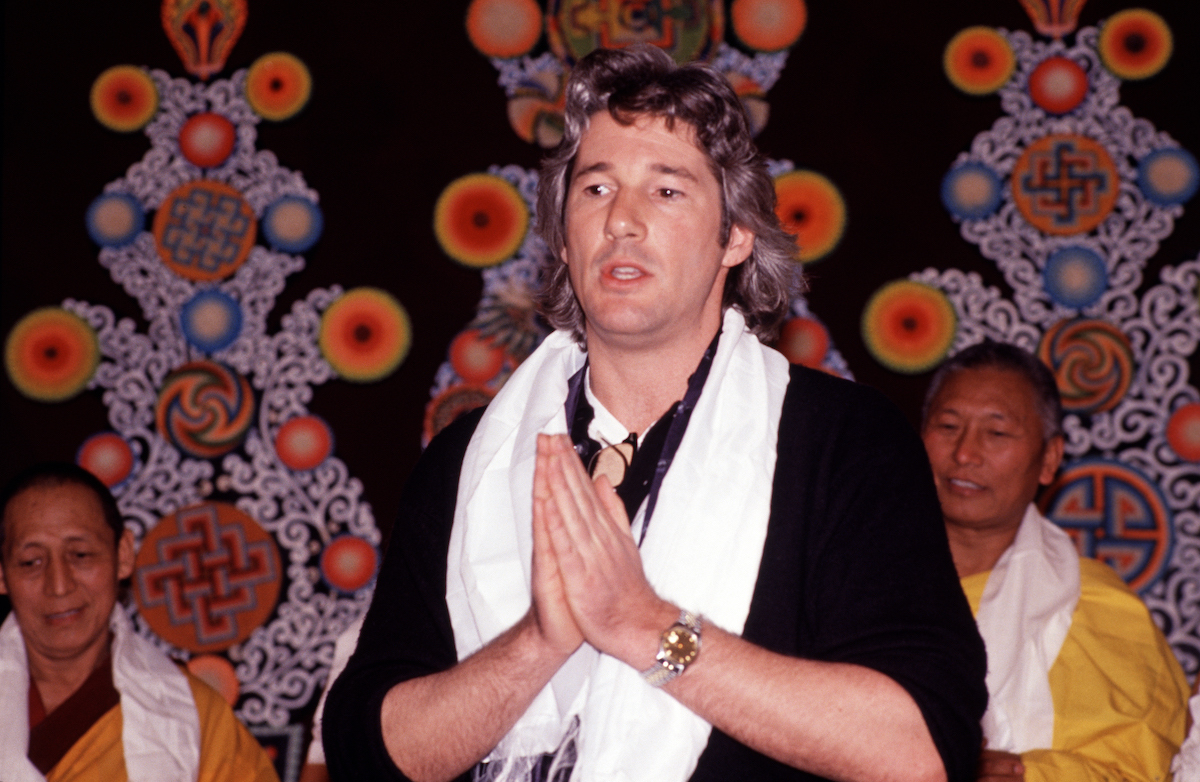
left=3, top=0, right=1198, bottom=549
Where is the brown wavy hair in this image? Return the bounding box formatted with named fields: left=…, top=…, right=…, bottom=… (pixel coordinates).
left=535, top=45, right=803, bottom=346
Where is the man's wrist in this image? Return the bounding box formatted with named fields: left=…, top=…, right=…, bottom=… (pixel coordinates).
left=639, top=608, right=703, bottom=687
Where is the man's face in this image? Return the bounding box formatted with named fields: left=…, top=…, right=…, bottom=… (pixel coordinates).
left=0, top=483, right=133, bottom=667
left=562, top=112, right=754, bottom=352
left=921, top=366, right=1063, bottom=534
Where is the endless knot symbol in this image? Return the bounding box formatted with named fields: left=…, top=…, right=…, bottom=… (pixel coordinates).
left=136, top=502, right=281, bottom=652
left=153, top=180, right=257, bottom=281
left=1012, top=134, right=1119, bottom=236
left=1040, top=459, right=1173, bottom=594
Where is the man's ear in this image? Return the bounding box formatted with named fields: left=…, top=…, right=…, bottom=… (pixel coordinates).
left=0, top=560, right=7, bottom=596
left=116, top=528, right=135, bottom=581
left=721, top=224, right=755, bottom=269
left=1039, top=434, right=1065, bottom=486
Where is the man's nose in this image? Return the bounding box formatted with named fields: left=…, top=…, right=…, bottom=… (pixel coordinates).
left=604, top=189, right=646, bottom=241
left=952, top=430, right=982, bottom=465
left=45, top=555, right=75, bottom=596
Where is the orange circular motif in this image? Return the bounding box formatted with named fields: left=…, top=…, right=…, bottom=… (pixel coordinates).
left=944, top=27, right=1015, bottom=95
left=1011, top=135, right=1119, bottom=236
left=466, top=0, right=543, bottom=58
left=320, top=536, right=379, bottom=593
left=135, top=502, right=281, bottom=653
left=1099, top=8, right=1172, bottom=81
left=861, top=280, right=957, bottom=374
left=319, top=288, right=411, bottom=382
left=91, top=65, right=158, bottom=132
left=5, top=307, right=99, bottom=402
left=1028, top=56, right=1088, bottom=115
left=775, top=317, right=829, bottom=368
left=245, top=52, right=312, bottom=121
left=731, top=0, right=806, bottom=53
left=434, top=173, right=530, bottom=268
left=449, top=329, right=508, bottom=384
left=774, top=170, right=846, bottom=263
left=1167, top=403, right=1200, bottom=462
left=275, top=415, right=334, bottom=471
left=153, top=180, right=257, bottom=282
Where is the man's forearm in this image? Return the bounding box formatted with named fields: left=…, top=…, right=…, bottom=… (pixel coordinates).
left=380, top=613, right=569, bottom=782
left=663, top=621, right=948, bottom=782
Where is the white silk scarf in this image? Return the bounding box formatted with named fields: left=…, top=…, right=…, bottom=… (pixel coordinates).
left=975, top=503, right=1080, bottom=752
left=446, top=307, right=789, bottom=782
left=0, top=606, right=201, bottom=782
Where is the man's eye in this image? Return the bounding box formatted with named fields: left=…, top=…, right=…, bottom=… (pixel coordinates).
left=658, top=188, right=680, bottom=198
left=583, top=184, right=608, bottom=196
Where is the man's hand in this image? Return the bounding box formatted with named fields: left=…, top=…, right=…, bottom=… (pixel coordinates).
left=534, top=433, right=674, bottom=665
left=530, top=434, right=585, bottom=657
left=977, top=749, right=1025, bottom=781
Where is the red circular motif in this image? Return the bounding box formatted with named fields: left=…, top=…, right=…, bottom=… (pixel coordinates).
left=320, top=535, right=378, bottom=593
left=1166, top=403, right=1200, bottom=462
left=186, top=655, right=240, bottom=706
left=1028, top=56, right=1088, bottom=114
left=179, top=112, right=237, bottom=168
left=275, top=415, right=334, bottom=471
left=449, top=329, right=508, bottom=383
left=775, top=317, right=829, bottom=368
left=77, top=432, right=135, bottom=488
left=134, top=502, right=281, bottom=653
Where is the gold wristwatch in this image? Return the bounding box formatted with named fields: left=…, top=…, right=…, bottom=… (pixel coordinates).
left=640, top=609, right=702, bottom=687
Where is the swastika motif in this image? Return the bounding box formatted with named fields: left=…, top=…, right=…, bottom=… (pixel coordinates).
left=1011, top=134, right=1119, bottom=236
left=1039, top=459, right=1173, bottom=594
left=547, top=0, right=723, bottom=66
left=153, top=179, right=257, bottom=281
left=135, top=502, right=282, bottom=653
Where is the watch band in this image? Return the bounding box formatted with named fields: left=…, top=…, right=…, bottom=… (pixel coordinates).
left=640, top=609, right=702, bottom=687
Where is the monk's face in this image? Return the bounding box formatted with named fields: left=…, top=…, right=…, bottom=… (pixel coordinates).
left=0, top=483, right=133, bottom=667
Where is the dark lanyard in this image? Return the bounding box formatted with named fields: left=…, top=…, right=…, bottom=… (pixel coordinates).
left=564, top=328, right=720, bottom=545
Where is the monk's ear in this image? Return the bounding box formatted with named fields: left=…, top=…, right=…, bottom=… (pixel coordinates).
left=116, top=528, right=135, bottom=581
left=1039, top=435, right=1064, bottom=486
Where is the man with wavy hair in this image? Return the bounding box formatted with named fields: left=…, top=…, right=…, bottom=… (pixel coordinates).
left=326, top=45, right=985, bottom=782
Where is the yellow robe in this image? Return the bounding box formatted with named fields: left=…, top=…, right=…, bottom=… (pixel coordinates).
left=963, top=557, right=1189, bottom=781
left=45, top=672, right=279, bottom=782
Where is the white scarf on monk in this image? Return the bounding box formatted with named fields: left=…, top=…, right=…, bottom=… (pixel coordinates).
left=0, top=606, right=201, bottom=782
left=446, top=308, right=789, bottom=782
left=975, top=503, right=1080, bottom=752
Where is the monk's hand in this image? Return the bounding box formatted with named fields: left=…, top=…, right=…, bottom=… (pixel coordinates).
left=537, top=433, right=674, bottom=664
left=529, top=433, right=585, bottom=658
left=977, top=749, right=1025, bottom=781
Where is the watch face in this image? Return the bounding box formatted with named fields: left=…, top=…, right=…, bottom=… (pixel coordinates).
left=663, top=626, right=700, bottom=665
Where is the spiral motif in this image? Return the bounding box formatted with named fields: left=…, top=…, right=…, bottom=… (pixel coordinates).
left=1037, top=318, right=1134, bottom=413
left=155, top=360, right=255, bottom=458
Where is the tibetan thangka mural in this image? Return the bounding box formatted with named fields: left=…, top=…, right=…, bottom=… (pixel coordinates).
left=861, top=3, right=1200, bottom=671
left=3, top=3, right=406, bottom=777
left=425, top=0, right=853, bottom=444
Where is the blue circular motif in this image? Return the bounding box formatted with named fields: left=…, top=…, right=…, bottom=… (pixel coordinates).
left=1043, top=246, right=1108, bottom=309
left=940, top=162, right=1002, bottom=220
left=86, top=193, right=145, bottom=247
left=180, top=289, right=243, bottom=352
left=262, top=196, right=323, bottom=253
left=1137, top=148, right=1199, bottom=207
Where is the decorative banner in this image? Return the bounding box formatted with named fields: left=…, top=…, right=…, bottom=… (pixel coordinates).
left=465, top=0, right=544, bottom=58
left=135, top=502, right=282, bottom=653
left=153, top=180, right=258, bottom=281
left=434, top=173, right=530, bottom=268
left=245, top=52, right=312, bottom=121
left=862, top=280, right=958, bottom=374
left=77, top=432, right=137, bottom=489
left=179, top=112, right=237, bottom=168
left=4, top=307, right=99, bottom=402
left=730, top=0, right=807, bottom=53
left=1037, top=317, right=1133, bottom=414
left=275, top=415, right=334, bottom=471
left=1011, top=134, right=1119, bottom=236
left=91, top=65, right=159, bottom=132
left=546, top=0, right=723, bottom=66
left=318, top=287, right=412, bottom=382
left=161, top=0, right=248, bottom=80
left=320, top=535, right=379, bottom=594
left=180, top=289, right=244, bottom=353
left=943, top=27, right=1015, bottom=95
left=773, top=169, right=846, bottom=263
left=186, top=654, right=241, bottom=706
left=1097, top=8, right=1172, bottom=80
left=86, top=193, right=146, bottom=247
left=156, top=360, right=255, bottom=459
left=1041, top=459, right=1173, bottom=594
